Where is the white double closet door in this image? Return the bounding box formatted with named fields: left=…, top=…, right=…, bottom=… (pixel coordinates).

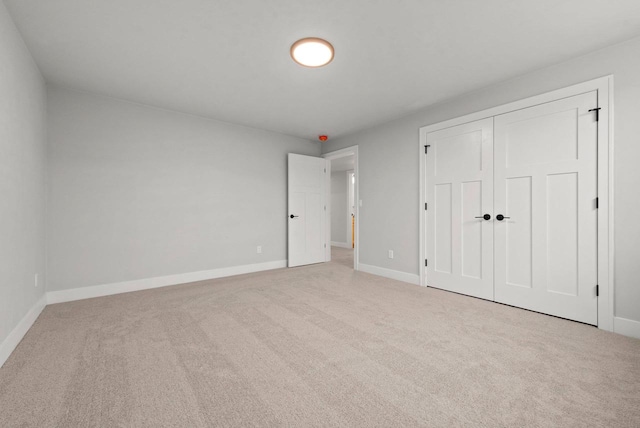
left=426, top=92, right=598, bottom=325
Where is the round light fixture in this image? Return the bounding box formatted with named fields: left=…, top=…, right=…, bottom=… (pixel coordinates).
left=290, top=38, right=334, bottom=68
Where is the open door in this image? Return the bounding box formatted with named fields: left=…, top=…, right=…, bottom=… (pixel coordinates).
left=288, top=153, right=328, bottom=267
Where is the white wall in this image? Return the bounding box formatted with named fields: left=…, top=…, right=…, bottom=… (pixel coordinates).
left=322, top=36, right=640, bottom=324
left=0, top=2, right=47, bottom=347
left=47, top=86, right=319, bottom=292
left=331, top=172, right=348, bottom=245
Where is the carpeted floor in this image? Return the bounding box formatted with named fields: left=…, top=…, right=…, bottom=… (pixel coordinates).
left=1, top=258, right=639, bottom=427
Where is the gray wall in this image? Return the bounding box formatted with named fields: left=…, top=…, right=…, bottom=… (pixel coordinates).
left=322, top=36, right=640, bottom=323
left=0, top=2, right=46, bottom=345
left=47, top=86, right=319, bottom=292
left=331, top=172, right=348, bottom=245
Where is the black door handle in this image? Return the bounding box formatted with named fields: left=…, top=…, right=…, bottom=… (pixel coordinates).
left=475, top=214, right=491, bottom=221
left=496, top=214, right=510, bottom=221
left=289, top=214, right=299, bottom=219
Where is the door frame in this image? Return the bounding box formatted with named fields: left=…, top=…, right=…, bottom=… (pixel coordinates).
left=347, top=170, right=355, bottom=247
left=418, top=76, right=614, bottom=331
left=323, top=145, right=360, bottom=270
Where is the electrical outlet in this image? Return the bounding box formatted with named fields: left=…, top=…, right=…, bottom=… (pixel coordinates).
left=34, top=273, right=38, bottom=288
left=388, top=250, right=394, bottom=259
left=257, top=246, right=262, bottom=254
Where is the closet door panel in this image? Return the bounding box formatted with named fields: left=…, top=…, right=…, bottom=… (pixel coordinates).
left=494, top=91, right=598, bottom=325
left=425, top=118, right=494, bottom=300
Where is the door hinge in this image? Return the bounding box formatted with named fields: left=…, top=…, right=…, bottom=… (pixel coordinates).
left=324, top=168, right=326, bottom=173
left=324, top=205, right=326, bottom=211
left=425, top=202, right=428, bottom=210
left=425, top=259, right=428, bottom=267
left=596, top=284, right=599, bottom=297
left=324, top=243, right=327, bottom=248
left=424, top=145, right=431, bottom=154
left=589, top=107, right=601, bottom=121
left=596, top=197, right=599, bottom=209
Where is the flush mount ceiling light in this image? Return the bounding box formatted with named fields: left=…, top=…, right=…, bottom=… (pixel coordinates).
left=290, top=38, right=334, bottom=67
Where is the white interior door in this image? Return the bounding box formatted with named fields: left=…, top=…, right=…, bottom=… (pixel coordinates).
left=494, top=92, right=598, bottom=325
left=425, top=118, right=494, bottom=300
left=288, top=153, right=327, bottom=267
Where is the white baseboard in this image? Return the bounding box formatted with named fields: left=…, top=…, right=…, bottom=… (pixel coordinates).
left=0, top=294, right=47, bottom=368
left=331, top=241, right=352, bottom=249
left=47, top=260, right=287, bottom=304
left=358, top=263, right=420, bottom=285
left=614, top=316, right=640, bottom=340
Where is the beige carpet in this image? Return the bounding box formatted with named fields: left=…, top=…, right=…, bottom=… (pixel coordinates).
left=1, top=259, right=639, bottom=427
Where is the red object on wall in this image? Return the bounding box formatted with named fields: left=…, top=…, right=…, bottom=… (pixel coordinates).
left=319, top=135, right=328, bottom=142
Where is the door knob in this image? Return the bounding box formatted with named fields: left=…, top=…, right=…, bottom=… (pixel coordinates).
left=289, top=214, right=299, bottom=219
left=496, top=214, right=510, bottom=221
left=475, top=214, right=491, bottom=220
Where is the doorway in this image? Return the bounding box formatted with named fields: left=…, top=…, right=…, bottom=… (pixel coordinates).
left=323, top=146, right=359, bottom=270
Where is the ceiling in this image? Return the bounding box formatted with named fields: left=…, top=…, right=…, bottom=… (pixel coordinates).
left=5, top=1, right=640, bottom=140
left=331, top=156, right=355, bottom=173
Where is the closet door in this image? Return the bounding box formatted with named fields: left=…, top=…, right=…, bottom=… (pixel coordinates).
left=493, top=92, right=598, bottom=325
left=425, top=118, right=494, bottom=300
